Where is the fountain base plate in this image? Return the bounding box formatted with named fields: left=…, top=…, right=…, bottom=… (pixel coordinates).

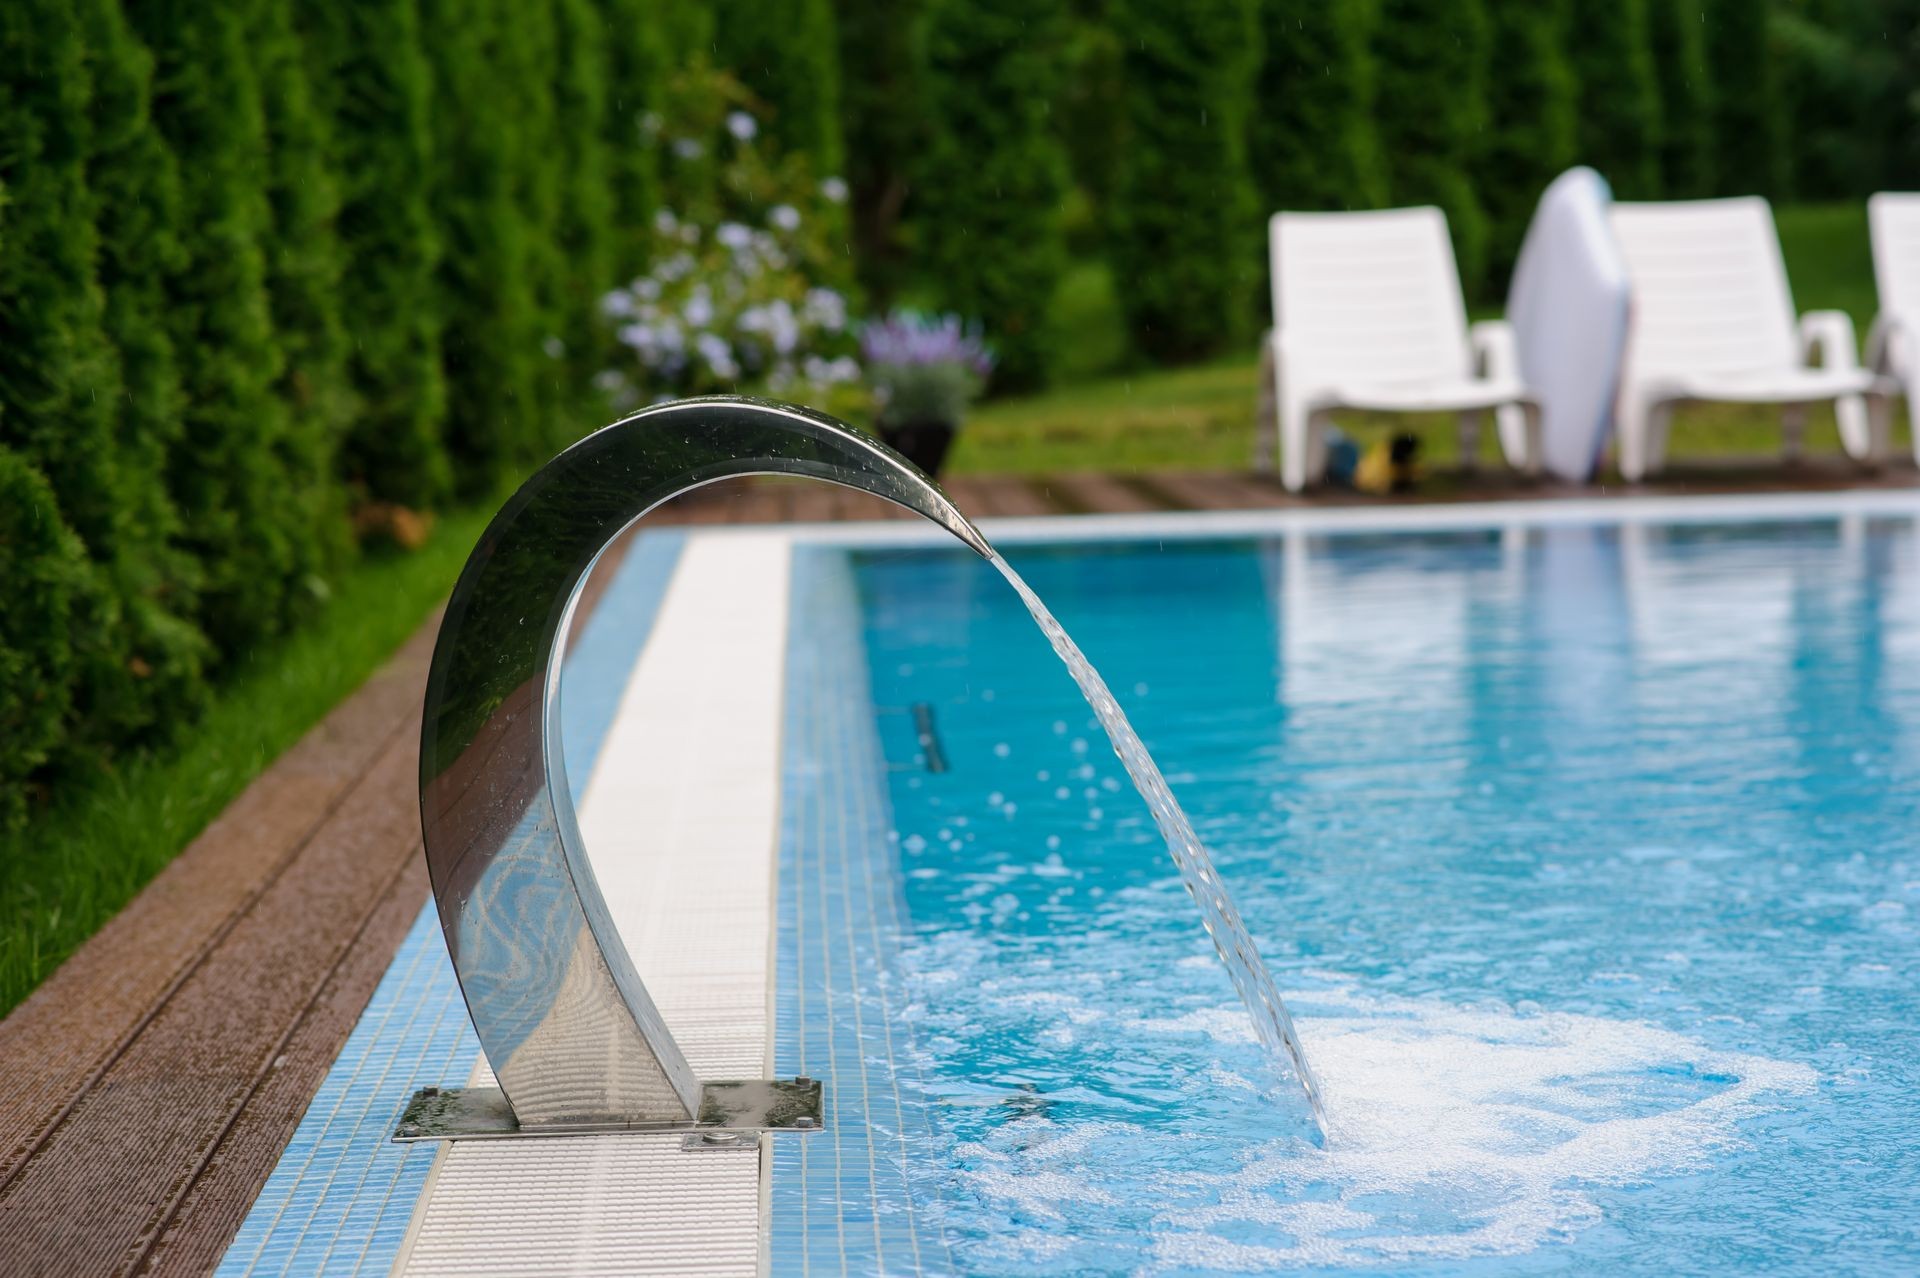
left=390, top=1078, right=824, bottom=1142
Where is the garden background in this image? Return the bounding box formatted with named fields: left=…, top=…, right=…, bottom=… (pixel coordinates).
left=2, top=0, right=1917, bottom=1005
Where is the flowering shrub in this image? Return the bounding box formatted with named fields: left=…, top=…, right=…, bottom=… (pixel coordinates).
left=861, top=311, right=995, bottom=428
left=597, top=69, right=860, bottom=410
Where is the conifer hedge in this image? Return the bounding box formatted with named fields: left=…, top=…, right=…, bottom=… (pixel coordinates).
left=1479, top=2, right=1578, bottom=288
left=1704, top=0, right=1787, bottom=196
left=299, top=0, right=449, bottom=508
left=131, top=0, right=311, bottom=653
left=1110, top=0, right=1264, bottom=363
left=421, top=0, right=541, bottom=497
left=1373, top=0, right=1491, bottom=294
left=0, top=0, right=181, bottom=770
left=1252, top=0, right=1388, bottom=215
left=0, top=449, right=90, bottom=826
left=710, top=0, right=844, bottom=176
left=1651, top=0, right=1715, bottom=196
left=917, top=0, right=1070, bottom=389
left=78, top=0, right=207, bottom=749
left=1568, top=0, right=1664, bottom=199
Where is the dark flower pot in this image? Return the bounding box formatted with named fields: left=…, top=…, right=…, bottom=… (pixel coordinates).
left=879, top=420, right=957, bottom=477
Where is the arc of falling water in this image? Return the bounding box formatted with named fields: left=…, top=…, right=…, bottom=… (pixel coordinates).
left=418, top=395, right=1324, bottom=1136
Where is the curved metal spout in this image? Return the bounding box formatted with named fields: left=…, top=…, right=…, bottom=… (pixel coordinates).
left=419, top=396, right=990, bottom=1127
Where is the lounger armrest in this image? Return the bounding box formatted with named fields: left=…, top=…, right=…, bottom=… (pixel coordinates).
left=1799, top=310, right=1863, bottom=373
left=1865, top=311, right=1915, bottom=375
left=1468, top=319, right=1520, bottom=382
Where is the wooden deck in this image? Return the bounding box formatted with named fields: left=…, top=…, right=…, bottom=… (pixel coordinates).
left=1, top=461, right=1915, bottom=1275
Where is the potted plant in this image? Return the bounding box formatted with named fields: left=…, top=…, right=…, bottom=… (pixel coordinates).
left=860, top=311, right=994, bottom=477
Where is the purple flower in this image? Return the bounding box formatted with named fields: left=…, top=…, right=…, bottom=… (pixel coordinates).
left=860, top=310, right=995, bottom=378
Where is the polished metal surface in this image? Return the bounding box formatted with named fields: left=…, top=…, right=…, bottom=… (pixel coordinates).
left=389, top=1079, right=826, bottom=1142
left=418, top=396, right=990, bottom=1129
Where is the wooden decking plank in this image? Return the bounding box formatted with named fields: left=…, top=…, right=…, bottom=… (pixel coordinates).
left=0, top=726, right=426, bottom=1276
left=0, top=622, right=435, bottom=1187
left=140, top=860, right=433, bottom=1278
left=1042, top=472, right=1165, bottom=514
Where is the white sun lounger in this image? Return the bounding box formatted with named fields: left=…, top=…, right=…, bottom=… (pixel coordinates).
left=1867, top=192, right=1920, bottom=456
left=1263, top=206, right=1542, bottom=492
left=1608, top=196, right=1886, bottom=480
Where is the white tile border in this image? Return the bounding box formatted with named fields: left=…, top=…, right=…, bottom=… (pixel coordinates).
left=393, top=533, right=793, bottom=1278
left=685, top=486, right=1920, bottom=552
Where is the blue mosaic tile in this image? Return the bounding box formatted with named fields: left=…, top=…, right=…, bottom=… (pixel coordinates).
left=772, top=549, right=954, bottom=1277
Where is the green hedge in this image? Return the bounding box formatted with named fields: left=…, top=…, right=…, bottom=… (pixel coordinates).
left=1374, top=0, right=1491, bottom=293
left=1252, top=0, right=1388, bottom=216
left=1705, top=0, right=1787, bottom=196
left=917, top=0, right=1070, bottom=390
left=1479, top=2, right=1577, bottom=287
left=301, top=0, right=448, bottom=507
left=1651, top=0, right=1715, bottom=196
left=1569, top=0, right=1663, bottom=199
left=1110, top=0, right=1264, bottom=363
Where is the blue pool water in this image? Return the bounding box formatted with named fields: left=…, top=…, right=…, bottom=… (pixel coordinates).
left=848, top=517, right=1920, bottom=1275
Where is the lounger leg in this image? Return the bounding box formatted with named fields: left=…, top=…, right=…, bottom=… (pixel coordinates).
left=1254, top=334, right=1279, bottom=473
left=1865, top=392, right=1892, bottom=467
left=1834, top=393, right=1872, bottom=462
left=1646, top=402, right=1675, bottom=475
left=1616, top=397, right=1647, bottom=482
left=1522, top=403, right=1544, bottom=478
left=1280, top=394, right=1312, bottom=492
left=1306, top=409, right=1333, bottom=486
left=1781, top=403, right=1807, bottom=463
left=1456, top=411, right=1481, bottom=473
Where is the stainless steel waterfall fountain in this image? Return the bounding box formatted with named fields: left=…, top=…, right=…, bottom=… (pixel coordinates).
left=403, top=396, right=1323, bottom=1143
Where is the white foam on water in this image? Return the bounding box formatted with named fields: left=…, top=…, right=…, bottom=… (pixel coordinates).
left=954, top=985, right=1816, bottom=1271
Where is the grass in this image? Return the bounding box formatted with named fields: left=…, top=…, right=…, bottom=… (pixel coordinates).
left=0, top=501, right=500, bottom=1017
left=954, top=202, right=1903, bottom=476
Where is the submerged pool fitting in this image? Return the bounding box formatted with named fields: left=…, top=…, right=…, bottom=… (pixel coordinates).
left=407, top=396, right=1321, bottom=1143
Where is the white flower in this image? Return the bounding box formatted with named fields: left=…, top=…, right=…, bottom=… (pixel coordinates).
left=763, top=299, right=800, bottom=355
left=819, top=176, right=848, bottom=203
left=695, top=332, right=739, bottom=380
left=682, top=285, right=715, bottom=329
left=803, top=287, right=846, bottom=331
left=638, top=112, right=663, bottom=138
left=769, top=204, right=801, bottom=232
left=716, top=222, right=753, bottom=251
left=616, top=322, right=655, bottom=352
left=542, top=335, right=565, bottom=359
left=634, top=277, right=663, bottom=302
left=655, top=252, right=695, bottom=283
left=672, top=137, right=704, bottom=160
left=725, top=111, right=757, bottom=141
left=601, top=290, right=635, bottom=318
left=653, top=208, right=678, bottom=235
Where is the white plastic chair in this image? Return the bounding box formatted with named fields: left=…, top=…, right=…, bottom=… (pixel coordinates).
left=1608, top=196, right=1885, bottom=480
left=1867, top=192, right=1920, bottom=454
left=1263, top=206, right=1541, bottom=492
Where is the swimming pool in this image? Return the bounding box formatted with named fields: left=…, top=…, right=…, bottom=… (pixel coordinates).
left=843, top=512, right=1919, bottom=1275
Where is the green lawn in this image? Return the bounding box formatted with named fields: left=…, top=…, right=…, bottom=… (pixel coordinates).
left=953, top=203, right=1900, bottom=476
left=0, top=502, right=500, bottom=1017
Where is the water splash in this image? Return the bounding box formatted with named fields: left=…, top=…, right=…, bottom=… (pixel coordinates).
left=993, top=554, right=1328, bottom=1137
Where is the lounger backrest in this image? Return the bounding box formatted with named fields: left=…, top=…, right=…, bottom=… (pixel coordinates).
left=1868, top=193, right=1920, bottom=321
left=1270, top=206, right=1471, bottom=385
left=1608, top=197, right=1798, bottom=380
